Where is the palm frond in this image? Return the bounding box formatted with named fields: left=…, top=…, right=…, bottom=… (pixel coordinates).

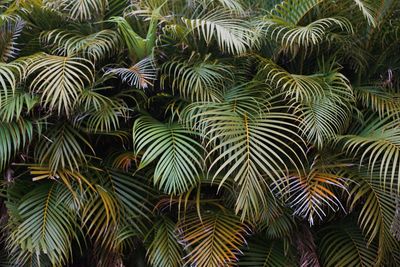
left=182, top=88, right=306, bottom=220
left=147, top=216, right=183, bottom=267
left=337, top=115, right=400, bottom=192
left=35, top=123, right=93, bottom=171
left=350, top=168, right=400, bottom=265
left=161, top=54, right=232, bottom=102
left=182, top=11, right=253, bottom=55
left=0, top=119, right=34, bottom=172
left=41, top=29, right=121, bottom=61
left=0, top=17, right=25, bottom=62
left=106, top=57, right=157, bottom=89
left=0, top=89, right=39, bottom=122
left=44, top=0, right=108, bottom=21
left=27, top=53, right=94, bottom=116
left=133, top=116, right=204, bottom=194
left=276, top=164, right=348, bottom=225
left=178, top=211, right=249, bottom=267
left=317, top=221, right=378, bottom=267
left=239, top=238, right=294, bottom=267
left=259, top=0, right=353, bottom=53
left=354, top=86, right=400, bottom=118
left=353, top=0, right=377, bottom=26
left=7, top=182, right=78, bottom=266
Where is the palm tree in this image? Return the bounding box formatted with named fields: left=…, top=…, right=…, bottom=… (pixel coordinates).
left=0, top=0, right=399, bottom=266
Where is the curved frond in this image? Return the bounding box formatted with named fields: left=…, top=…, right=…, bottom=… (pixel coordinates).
left=338, top=116, right=400, bottom=191
left=44, top=0, right=108, bottom=21
left=182, top=89, right=306, bottom=220
left=353, top=0, right=377, bottom=26
left=354, top=86, right=400, bottom=118
left=35, top=123, right=93, bottom=171
left=276, top=162, right=348, bottom=225
left=41, top=29, right=121, bottom=61
left=178, top=211, right=249, bottom=267
left=0, top=17, right=25, bottom=62
left=239, top=238, right=294, bottom=267
left=106, top=57, right=157, bottom=89
left=350, top=169, right=400, bottom=265
left=27, top=53, right=94, bottom=115
left=133, top=116, right=204, bottom=194
left=7, top=182, right=78, bottom=266
left=0, top=89, right=39, bottom=122
left=183, top=11, right=253, bottom=55
left=161, top=54, right=232, bottom=102
left=318, top=221, right=378, bottom=267
left=147, top=216, right=183, bottom=267
left=0, top=119, right=34, bottom=172
left=259, top=0, right=353, bottom=53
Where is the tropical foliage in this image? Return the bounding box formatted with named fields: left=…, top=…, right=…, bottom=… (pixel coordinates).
left=0, top=0, right=399, bottom=266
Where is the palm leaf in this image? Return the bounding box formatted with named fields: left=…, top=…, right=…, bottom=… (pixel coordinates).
left=147, top=216, right=183, bottom=267
left=258, top=0, right=352, bottom=53
left=35, top=123, right=93, bottom=171
left=350, top=168, right=400, bottom=265
left=0, top=89, right=39, bottom=122
left=106, top=57, right=157, bottom=89
left=337, top=115, right=400, bottom=192
left=133, top=116, right=204, bottom=194
left=353, top=0, right=377, bottom=26
left=27, top=53, right=94, bottom=116
left=182, top=88, right=305, bottom=220
left=44, top=0, right=108, bottom=21
left=7, top=182, right=78, bottom=266
left=0, top=17, right=25, bottom=62
left=178, top=211, right=249, bottom=267
left=41, top=29, right=121, bottom=61
left=239, top=238, right=295, bottom=267
left=182, top=10, right=253, bottom=55
left=276, top=164, right=348, bottom=225
left=317, top=220, right=378, bottom=267
left=0, top=119, right=34, bottom=172
left=161, top=54, right=232, bottom=102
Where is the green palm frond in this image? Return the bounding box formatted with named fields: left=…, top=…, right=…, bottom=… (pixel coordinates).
left=0, top=17, right=25, bottom=62
left=161, top=54, right=232, bottom=102
left=354, top=86, right=400, bottom=118
left=182, top=11, right=254, bottom=55
left=109, top=4, right=161, bottom=60
left=350, top=169, right=400, bottom=265
left=7, top=181, right=78, bottom=266
left=317, top=220, right=378, bottom=267
left=41, top=29, right=121, bottom=61
left=147, top=216, right=183, bottom=267
left=74, top=89, right=129, bottom=132
left=338, top=115, right=400, bottom=191
left=259, top=59, right=325, bottom=102
left=278, top=169, right=347, bottom=225
left=0, top=62, right=18, bottom=100
left=35, top=123, right=93, bottom=171
left=133, top=116, right=204, bottom=194
left=0, top=119, right=34, bottom=172
left=299, top=97, right=351, bottom=148
left=182, top=88, right=305, bottom=220
left=106, top=57, right=157, bottom=89
left=239, top=238, right=294, bottom=267
left=259, top=0, right=353, bottom=53
left=0, top=89, right=39, bottom=122
left=44, top=0, right=108, bottom=21
left=353, top=0, right=377, bottom=26
left=178, top=211, right=249, bottom=267
left=27, top=53, right=94, bottom=115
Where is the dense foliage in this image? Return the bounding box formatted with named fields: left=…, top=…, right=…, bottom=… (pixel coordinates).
left=0, top=0, right=400, bottom=266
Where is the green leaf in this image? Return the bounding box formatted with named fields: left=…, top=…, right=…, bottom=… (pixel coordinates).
left=133, top=116, right=204, bottom=194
